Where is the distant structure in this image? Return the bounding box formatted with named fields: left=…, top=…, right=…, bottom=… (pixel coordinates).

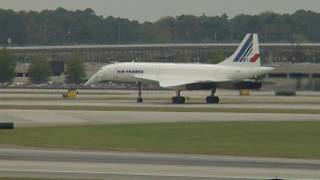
left=10, top=43, right=320, bottom=65
left=7, top=43, right=320, bottom=91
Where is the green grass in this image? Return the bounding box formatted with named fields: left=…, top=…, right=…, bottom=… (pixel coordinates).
left=0, top=178, right=84, bottom=180
left=1, top=122, right=320, bottom=159
left=0, top=178, right=75, bottom=180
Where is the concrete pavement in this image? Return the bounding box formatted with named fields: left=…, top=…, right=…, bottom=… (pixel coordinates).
left=1, top=109, right=320, bottom=127
left=0, top=148, right=320, bottom=179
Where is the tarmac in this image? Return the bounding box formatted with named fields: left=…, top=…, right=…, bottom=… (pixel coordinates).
left=0, top=89, right=319, bottom=127
left=0, top=148, right=320, bottom=180
left=1, top=109, right=320, bottom=127
left=0, top=89, right=320, bottom=179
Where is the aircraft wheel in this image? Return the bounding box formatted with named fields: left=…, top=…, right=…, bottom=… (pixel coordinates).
left=206, top=96, right=219, bottom=104
left=137, top=97, right=143, bottom=103
left=172, top=96, right=186, bottom=104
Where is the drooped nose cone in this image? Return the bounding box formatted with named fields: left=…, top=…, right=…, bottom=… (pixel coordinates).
left=85, top=70, right=104, bottom=86
left=85, top=73, right=98, bottom=86
left=85, top=65, right=115, bottom=86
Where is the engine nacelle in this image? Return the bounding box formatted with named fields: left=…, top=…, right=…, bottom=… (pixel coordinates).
left=234, top=81, right=262, bottom=90
left=185, top=83, right=215, bottom=90
left=183, top=81, right=262, bottom=91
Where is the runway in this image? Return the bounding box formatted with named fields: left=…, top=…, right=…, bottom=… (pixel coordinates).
left=0, top=89, right=320, bottom=179
left=1, top=109, right=320, bottom=127
left=0, top=148, right=320, bottom=179
left=0, top=90, right=319, bottom=127
left=1, top=89, right=320, bottom=106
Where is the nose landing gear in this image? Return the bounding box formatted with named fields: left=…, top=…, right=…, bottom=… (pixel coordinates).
left=137, top=82, right=143, bottom=103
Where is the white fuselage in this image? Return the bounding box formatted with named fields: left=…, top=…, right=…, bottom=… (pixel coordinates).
left=87, top=62, right=273, bottom=88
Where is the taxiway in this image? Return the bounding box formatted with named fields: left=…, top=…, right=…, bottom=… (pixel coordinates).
left=0, top=148, right=320, bottom=179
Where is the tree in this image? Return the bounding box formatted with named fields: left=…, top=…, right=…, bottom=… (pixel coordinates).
left=2, top=8, right=320, bottom=45
left=0, top=48, right=16, bottom=83
left=65, top=55, right=86, bottom=84
left=28, top=55, right=52, bottom=84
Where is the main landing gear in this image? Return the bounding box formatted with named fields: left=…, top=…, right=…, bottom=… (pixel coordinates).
left=172, top=90, right=186, bottom=104
left=171, top=88, right=219, bottom=104
left=206, top=87, right=219, bottom=104
left=137, top=82, right=143, bottom=103
left=136, top=83, right=219, bottom=104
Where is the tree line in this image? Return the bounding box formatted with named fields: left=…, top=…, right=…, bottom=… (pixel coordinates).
left=0, top=8, right=320, bottom=46
left=0, top=49, right=86, bottom=84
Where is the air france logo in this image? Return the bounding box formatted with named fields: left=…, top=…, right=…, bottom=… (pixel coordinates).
left=233, top=35, right=260, bottom=63
left=117, top=69, right=144, bottom=74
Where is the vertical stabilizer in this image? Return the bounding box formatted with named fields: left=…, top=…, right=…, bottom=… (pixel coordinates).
left=219, top=33, right=261, bottom=67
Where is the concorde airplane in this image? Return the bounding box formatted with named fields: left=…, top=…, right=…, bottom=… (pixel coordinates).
left=85, top=33, right=274, bottom=104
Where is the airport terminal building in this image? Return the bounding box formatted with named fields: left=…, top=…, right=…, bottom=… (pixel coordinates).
left=8, top=43, right=320, bottom=90
left=10, top=43, right=320, bottom=64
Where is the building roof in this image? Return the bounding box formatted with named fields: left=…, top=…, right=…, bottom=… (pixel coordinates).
left=6, top=43, right=320, bottom=51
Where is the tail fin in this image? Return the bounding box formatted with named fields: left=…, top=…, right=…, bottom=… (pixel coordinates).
left=219, top=33, right=261, bottom=67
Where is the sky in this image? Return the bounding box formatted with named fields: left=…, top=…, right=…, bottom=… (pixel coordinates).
left=0, top=0, right=320, bottom=22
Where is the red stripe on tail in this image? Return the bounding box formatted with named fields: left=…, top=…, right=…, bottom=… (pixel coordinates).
left=250, top=53, right=260, bottom=63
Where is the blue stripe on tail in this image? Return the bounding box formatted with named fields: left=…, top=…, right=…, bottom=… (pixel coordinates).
left=239, top=42, right=253, bottom=62
left=233, top=35, right=253, bottom=62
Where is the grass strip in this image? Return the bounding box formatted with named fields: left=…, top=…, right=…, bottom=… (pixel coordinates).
left=0, top=178, right=82, bottom=180
left=0, top=104, right=319, bottom=114
left=1, top=122, right=320, bottom=159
